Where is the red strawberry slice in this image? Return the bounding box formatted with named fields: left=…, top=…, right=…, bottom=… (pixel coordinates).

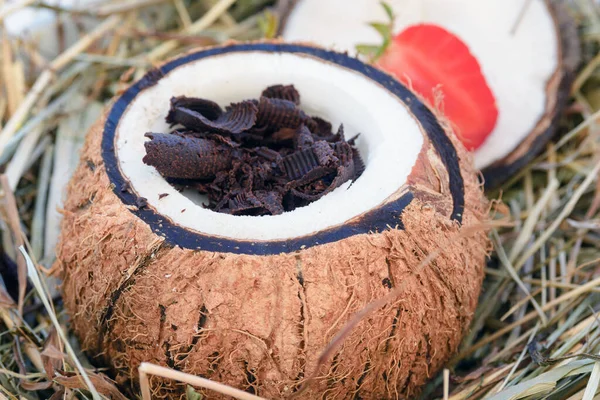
left=376, top=24, right=498, bottom=150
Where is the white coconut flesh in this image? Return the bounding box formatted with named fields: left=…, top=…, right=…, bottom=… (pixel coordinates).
left=115, top=51, right=425, bottom=241
left=283, top=0, right=560, bottom=169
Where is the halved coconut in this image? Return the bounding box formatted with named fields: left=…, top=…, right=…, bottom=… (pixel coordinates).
left=56, top=42, right=489, bottom=399
left=281, top=0, right=580, bottom=187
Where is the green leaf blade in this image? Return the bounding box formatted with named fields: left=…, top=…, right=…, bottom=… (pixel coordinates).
left=369, top=22, right=392, bottom=41
left=381, top=1, right=395, bottom=21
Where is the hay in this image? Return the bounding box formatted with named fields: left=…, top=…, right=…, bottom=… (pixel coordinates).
left=0, top=0, right=599, bottom=399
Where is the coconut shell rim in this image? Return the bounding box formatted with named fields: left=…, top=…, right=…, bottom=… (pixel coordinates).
left=102, top=41, right=467, bottom=255
left=481, top=0, right=580, bottom=188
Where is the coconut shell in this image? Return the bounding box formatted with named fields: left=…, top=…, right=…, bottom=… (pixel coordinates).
left=276, top=0, right=580, bottom=188
left=481, top=0, right=580, bottom=188
left=56, top=43, right=489, bottom=399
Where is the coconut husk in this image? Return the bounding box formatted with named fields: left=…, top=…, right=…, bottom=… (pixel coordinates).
left=55, top=43, right=490, bottom=399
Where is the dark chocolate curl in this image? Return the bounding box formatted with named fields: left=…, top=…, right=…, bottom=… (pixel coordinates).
left=281, top=148, right=320, bottom=180
left=282, top=140, right=341, bottom=188
left=291, top=160, right=355, bottom=202
left=226, top=191, right=284, bottom=216
left=206, top=134, right=240, bottom=148
left=294, top=125, right=314, bottom=149
left=256, top=97, right=311, bottom=129
left=271, top=127, right=296, bottom=143
left=334, top=142, right=354, bottom=165
left=312, top=121, right=345, bottom=143
left=169, top=100, right=258, bottom=134
left=310, top=116, right=333, bottom=136
left=312, top=141, right=338, bottom=167
left=352, top=147, right=366, bottom=179
left=291, top=142, right=357, bottom=201
left=261, top=84, right=301, bottom=105
left=143, top=133, right=233, bottom=179
left=228, top=192, right=263, bottom=214
left=255, top=191, right=284, bottom=215
left=255, top=147, right=282, bottom=162
left=336, top=124, right=346, bottom=142
left=324, top=143, right=358, bottom=194
left=285, top=166, right=334, bottom=190
left=166, top=96, right=222, bottom=123
left=331, top=160, right=356, bottom=190
left=223, top=101, right=260, bottom=133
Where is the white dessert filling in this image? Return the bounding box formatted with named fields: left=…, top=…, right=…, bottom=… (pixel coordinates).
left=115, top=51, right=424, bottom=240
left=283, top=0, right=559, bottom=169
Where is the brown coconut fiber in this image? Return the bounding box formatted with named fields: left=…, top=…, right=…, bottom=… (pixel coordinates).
left=56, top=43, right=490, bottom=399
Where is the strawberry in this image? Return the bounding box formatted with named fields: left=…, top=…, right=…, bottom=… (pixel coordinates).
left=358, top=4, right=498, bottom=150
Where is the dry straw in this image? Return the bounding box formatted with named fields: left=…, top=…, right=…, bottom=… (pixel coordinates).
left=0, top=0, right=599, bottom=399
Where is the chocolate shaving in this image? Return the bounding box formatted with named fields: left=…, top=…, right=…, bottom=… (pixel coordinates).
left=168, top=100, right=257, bottom=134
left=281, top=148, right=321, bottom=181
left=261, top=84, right=300, bottom=105
left=290, top=142, right=356, bottom=201
left=336, top=124, right=346, bottom=142
left=352, top=147, right=366, bottom=179
left=256, top=97, right=311, bottom=130
left=166, top=96, right=222, bottom=123
left=228, top=192, right=263, bottom=214
left=255, top=147, right=281, bottom=162
left=143, top=85, right=365, bottom=216
left=271, top=127, right=296, bottom=142
left=143, top=133, right=233, bottom=179
left=294, top=125, right=315, bottom=150
left=312, top=141, right=339, bottom=167
left=311, top=116, right=333, bottom=136
left=255, top=191, right=285, bottom=215
left=313, top=122, right=345, bottom=143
